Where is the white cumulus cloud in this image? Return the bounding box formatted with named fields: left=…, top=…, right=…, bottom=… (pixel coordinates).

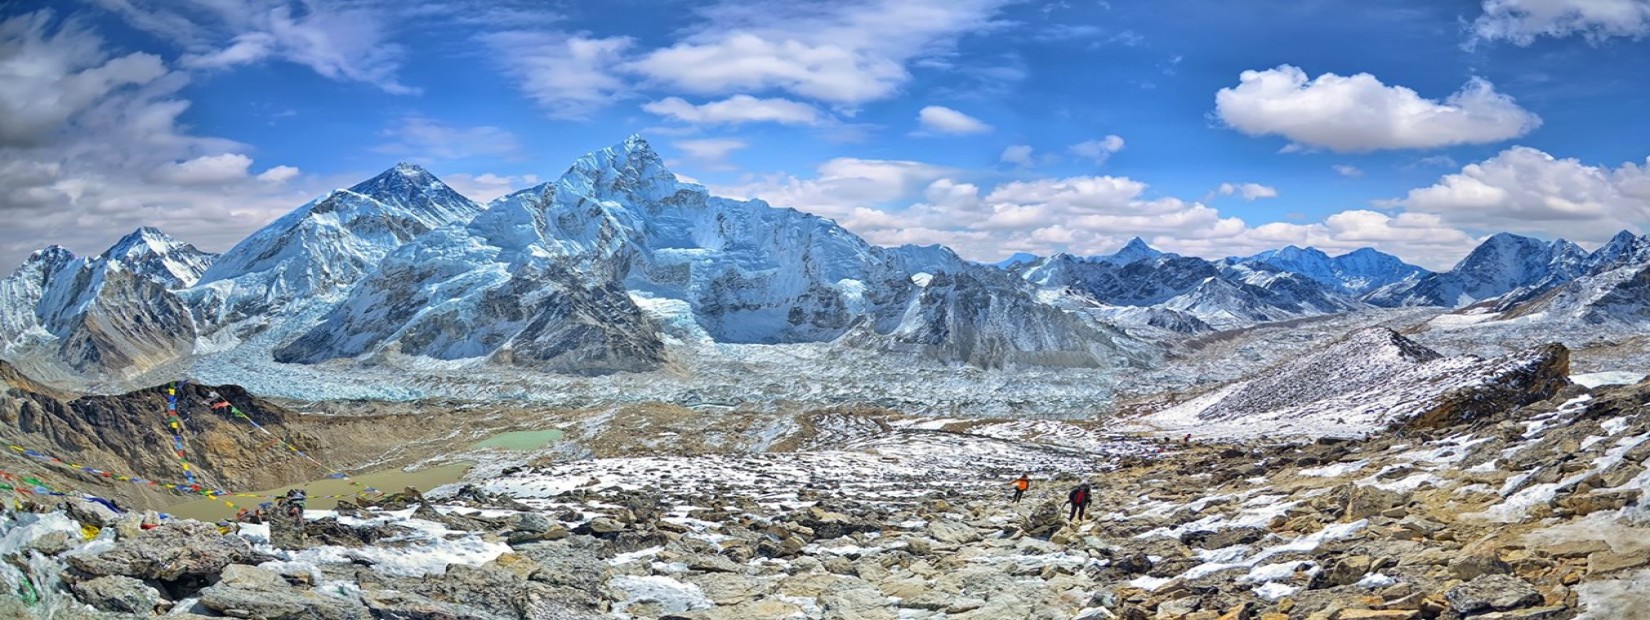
left=642, top=95, right=820, bottom=126
left=1000, top=145, right=1034, bottom=167
left=1218, top=182, right=1279, bottom=200
left=1471, top=0, right=1650, bottom=45
left=1069, top=135, right=1125, bottom=164
left=918, top=106, right=992, bottom=134
left=1215, top=65, right=1541, bottom=152
left=482, top=31, right=633, bottom=119
left=1389, top=146, right=1650, bottom=242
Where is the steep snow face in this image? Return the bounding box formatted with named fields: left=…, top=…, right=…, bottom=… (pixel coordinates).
left=1240, top=246, right=1427, bottom=295
left=0, top=229, right=214, bottom=374
left=1365, top=233, right=1589, bottom=308
left=1583, top=230, right=1650, bottom=274
left=186, top=163, right=483, bottom=329
left=98, top=227, right=218, bottom=288
left=1026, top=254, right=1219, bottom=306
left=0, top=247, right=79, bottom=342
left=275, top=177, right=665, bottom=373
left=277, top=137, right=1137, bottom=373
left=1498, top=262, right=1650, bottom=325
left=1102, top=237, right=1166, bottom=265
left=866, top=266, right=1141, bottom=369
left=884, top=244, right=969, bottom=275
left=1160, top=269, right=1362, bottom=330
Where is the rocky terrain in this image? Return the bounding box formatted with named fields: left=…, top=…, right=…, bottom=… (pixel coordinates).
left=3, top=371, right=1648, bottom=619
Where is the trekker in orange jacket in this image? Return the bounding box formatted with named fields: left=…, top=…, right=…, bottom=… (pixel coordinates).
left=1011, top=474, right=1030, bottom=503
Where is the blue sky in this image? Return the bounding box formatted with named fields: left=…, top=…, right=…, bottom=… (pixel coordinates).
left=3, top=0, right=1649, bottom=272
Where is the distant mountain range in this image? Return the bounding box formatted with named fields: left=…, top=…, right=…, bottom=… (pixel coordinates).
left=1, top=135, right=1645, bottom=385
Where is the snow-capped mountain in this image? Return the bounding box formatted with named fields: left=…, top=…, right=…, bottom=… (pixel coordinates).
left=0, top=228, right=217, bottom=374
left=1097, top=237, right=1166, bottom=265
left=277, top=136, right=1129, bottom=371
left=1364, top=233, right=1588, bottom=308
left=884, top=244, right=970, bottom=275
left=861, top=266, right=1141, bottom=368
left=1021, top=242, right=1361, bottom=331
left=1236, top=246, right=1428, bottom=295
left=1582, top=230, right=1650, bottom=274
left=185, top=163, right=483, bottom=331
left=1497, top=260, right=1650, bottom=325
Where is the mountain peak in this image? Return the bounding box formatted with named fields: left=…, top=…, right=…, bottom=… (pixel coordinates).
left=106, top=226, right=179, bottom=257
left=1103, top=237, right=1164, bottom=264
left=560, top=135, right=678, bottom=202
left=351, top=162, right=442, bottom=196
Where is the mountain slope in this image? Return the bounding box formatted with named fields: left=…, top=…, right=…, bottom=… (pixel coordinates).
left=1239, top=246, right=1428, bottom=294
left=1023, top=243, right=1361, bottom=330
left=0, top=229, right=217, bottom=375
left=185, top=163, right=483, bottom=330
left=1365, top=233, right=1586, bottom=307
left=277, top=137, right=1130, bottom=371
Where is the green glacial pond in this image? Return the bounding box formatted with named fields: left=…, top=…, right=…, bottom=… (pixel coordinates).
left=166, top=428, right=564, bottom=521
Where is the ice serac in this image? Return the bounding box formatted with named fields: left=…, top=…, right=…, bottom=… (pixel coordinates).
left=1364, top=233, right=1588, bottom=308
left=1240, top=246, right=1428, bottom=295
left=185, top=162, right=483, bottom=329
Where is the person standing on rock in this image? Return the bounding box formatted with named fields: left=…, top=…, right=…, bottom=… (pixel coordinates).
left=1065, top=483, right=1092, bottom=522
left=1011, top=474, right=1030, bottom=503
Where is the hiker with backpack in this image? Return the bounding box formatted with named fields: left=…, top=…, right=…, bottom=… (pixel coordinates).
left=1011, top=474, right=1030, bottom=503
left=1065, top=483, right=1092, bottom=521
left=278, top=489, right=307, bottom=526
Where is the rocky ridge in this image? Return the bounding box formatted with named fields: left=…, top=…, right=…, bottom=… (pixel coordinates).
left=3, top=375, right=1648, bottom=619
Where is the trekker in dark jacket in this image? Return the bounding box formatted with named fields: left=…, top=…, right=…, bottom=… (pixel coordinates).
left=1066, top=483, right=1092, bottom=521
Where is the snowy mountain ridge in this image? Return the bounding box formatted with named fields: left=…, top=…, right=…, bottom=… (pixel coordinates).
left=0, top=135, right=1644, bottom=402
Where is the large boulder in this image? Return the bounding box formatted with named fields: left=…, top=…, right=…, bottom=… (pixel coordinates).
left=198, top=572, right=370, bottom=620
left=70, top=575, right=163, bottom=615
left=1444, top=574, right=1543, bottom=614
left=66, top=521, right=262, bottom=582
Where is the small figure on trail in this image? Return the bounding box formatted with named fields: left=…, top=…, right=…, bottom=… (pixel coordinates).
left=278, top=489, right=307, bottom=526
left=1066, top=483, right=1092, bottom=522
left=1183, top=433, right=1192, bottom=444
left=1011, top=474, right=1030, bottom=503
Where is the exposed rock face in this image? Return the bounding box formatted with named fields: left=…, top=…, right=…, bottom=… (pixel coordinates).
left=0, top=378, right=329, bottom=508
left=1406, top=343, right=1571, bottom=429
left=70, top=575, right=163, bottom=615
left=67, top=521, right=262, bottom=582
left=16, top=377, right=1650, bottom=618
left=0, top=228, right=215, bottom=378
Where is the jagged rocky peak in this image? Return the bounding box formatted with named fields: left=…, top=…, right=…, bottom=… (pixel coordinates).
left=1585, top=229, right=1650, bottom=272
left=1103, top=237, right=1165, bottom=265
left=9, top=245, right=79, bottom=281
left=97, top=226, right=217, bottom=288
left=341, top=161, right=480, bottom=224
left=561, top=134, right=679, bottom=203
left=885, top=244, right=968, bottom=275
